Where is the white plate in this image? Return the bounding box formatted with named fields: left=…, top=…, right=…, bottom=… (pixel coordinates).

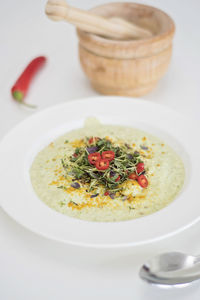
left=0, top=97, right=199, bottom=248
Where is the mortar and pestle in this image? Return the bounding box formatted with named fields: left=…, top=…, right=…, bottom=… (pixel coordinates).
left=45, top=0, right=175, bottom=97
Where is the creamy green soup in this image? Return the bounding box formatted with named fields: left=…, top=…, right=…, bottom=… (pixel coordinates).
left=30, top=118, right=185, bottom=222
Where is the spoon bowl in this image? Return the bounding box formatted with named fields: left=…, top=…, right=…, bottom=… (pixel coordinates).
left=140, top=252, right=200, bottom=285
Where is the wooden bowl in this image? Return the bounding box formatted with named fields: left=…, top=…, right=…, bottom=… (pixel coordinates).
left=77, top=3, right=175, bottom=97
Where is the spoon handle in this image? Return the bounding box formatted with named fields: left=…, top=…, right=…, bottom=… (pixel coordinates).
left=45, top=0, right=152, bottom=40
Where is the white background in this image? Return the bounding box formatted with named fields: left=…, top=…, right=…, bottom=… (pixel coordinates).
left=1, top=0, right=200, bottom=299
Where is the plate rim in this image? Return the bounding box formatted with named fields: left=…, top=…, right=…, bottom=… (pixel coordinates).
left=0, top=96, right=199, bottom=248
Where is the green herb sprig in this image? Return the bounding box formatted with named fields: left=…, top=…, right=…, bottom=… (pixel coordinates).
left=61, top=137, right=144, bottom=195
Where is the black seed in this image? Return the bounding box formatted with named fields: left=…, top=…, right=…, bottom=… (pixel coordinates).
left=140, top=145, right=148, bottom=150
left=127, top=154, right=133, bottom=160
left=109, top=193, right=115, bottom=199
left=134, top=151, right=140, bottom=156
left=71, top=182, right=80, bottom=189
left=110, top=170, right=116, bottom=177
left=125, top=143, right=131, bottom=149
left=90, top=193, right=99, bottom=198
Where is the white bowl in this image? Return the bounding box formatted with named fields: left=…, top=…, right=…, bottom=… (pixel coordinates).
left=0, top=97, right=199, bottom=248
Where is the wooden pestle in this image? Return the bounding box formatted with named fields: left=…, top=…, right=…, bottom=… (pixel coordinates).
left=45, top=0, right=152, bottom=40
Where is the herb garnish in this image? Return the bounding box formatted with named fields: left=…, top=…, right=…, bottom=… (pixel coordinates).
left=61, top=137, right=146, bottom=197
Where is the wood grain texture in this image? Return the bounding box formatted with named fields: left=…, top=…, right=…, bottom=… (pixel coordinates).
left=77, top=2, right=175, bottom=97
left=45, top=0, right=152, bottom=40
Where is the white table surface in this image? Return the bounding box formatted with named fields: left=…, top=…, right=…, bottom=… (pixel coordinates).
left=1, top=0, right=200, bottom=299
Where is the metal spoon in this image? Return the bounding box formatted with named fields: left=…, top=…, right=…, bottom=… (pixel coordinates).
left=139, top=252, right=200, bottom=285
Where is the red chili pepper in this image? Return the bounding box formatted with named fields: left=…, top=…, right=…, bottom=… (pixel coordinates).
left=88, top=152, right=101, bottom=165
left=11, top=56, right=47, bottom=108
left=138, top=175, right=148, bottom=188
left=115, top=175, right=120, bottom=182
left=136, top=162, right=145, bottom=174
left=104, top=191, right=109, bottom=196
left=88, top=137, right=100, bottom=144
left=102, top=151, right=115, bottom=162
left=128, top=172, right=138, bottom=180
left=96, top=159, right=109, bottom=170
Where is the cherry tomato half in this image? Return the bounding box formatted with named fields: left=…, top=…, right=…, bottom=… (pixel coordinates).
left=102, top=151, right=115, bottom=161
left=88, top=152, right=101, bottom=165
left=88, top=137, right=100, bottom=144
left=95, top=159, right=109, bottom=170
left=136, top=162, right=144, bottom=174
left=128, top=172, right=138, bottom=180
left=138, top=175, right=148, bottom=188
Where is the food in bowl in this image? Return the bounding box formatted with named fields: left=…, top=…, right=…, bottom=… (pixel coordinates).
left=30, top=118, right=184, bottom=222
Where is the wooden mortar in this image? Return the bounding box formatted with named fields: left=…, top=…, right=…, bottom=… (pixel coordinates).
left=77, top=3, right=175, bottom=97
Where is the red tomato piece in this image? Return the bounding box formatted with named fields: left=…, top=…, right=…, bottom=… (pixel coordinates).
left=102, top=151, right=115, bottom=161
left=88, top=137, right=100, bottom=144
left=128, top=172, right=138, bottom=180
left=136, top=162, right=144, bottom=174
left=96, top=159, right=109, bottom=170
left=138, top=175, right=148, bottom=188
left=115, top=175, right=120, bottom=182
left=88, top=152, right=101, bottom=165
left=104, top=191, right=109, bottom=196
